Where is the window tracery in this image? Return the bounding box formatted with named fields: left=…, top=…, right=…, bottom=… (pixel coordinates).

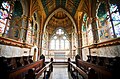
left=97, top=1, right=120, bottom=42
left=0, top=1, right=10, bottom=36
left=50, top=28, right=70, bottom=50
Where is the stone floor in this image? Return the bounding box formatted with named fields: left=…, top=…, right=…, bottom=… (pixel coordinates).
left=45, top=58, right=75, bottom=62
left=49, top=64, right=73, bottom=79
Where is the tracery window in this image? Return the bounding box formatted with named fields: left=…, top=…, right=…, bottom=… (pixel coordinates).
left=5, top=1, right=23, bottom=40
left=82, top=14, right=93, bottom=46
left=82, top=14, right=87, bottom=46
left=34, top=23, right=38, bottom=43
left=50, top=28, right=70, bottom=50
left=87, top=18, right=93, bottom=45
left=0, top=1, right=11, bottom=36
left=109, top=3, right=120, bottom=37
left=97, top=3, right=110, bottom=42
left=0, top=1, right=23, bottom=40
left=97, top=1, right=120, bottom=42
left=26, top=12, right=38, bottom=44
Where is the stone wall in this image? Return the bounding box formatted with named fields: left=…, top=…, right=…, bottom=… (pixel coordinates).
left=82, top=47, right=89, bottom=61
left=82, top=45, right=120, bottom=61
left=91, top=45, right=120, bottom=57
left=0, top=45, right=30, bottom=58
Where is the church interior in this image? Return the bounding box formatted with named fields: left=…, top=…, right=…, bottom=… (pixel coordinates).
left=0, top=0, right=120, bottom=79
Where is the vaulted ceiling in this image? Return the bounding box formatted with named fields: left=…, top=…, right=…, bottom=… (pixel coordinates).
left=41, top=0, right=80, bottom=16
left=40, top=0, right=81, bottom=35
left=46, top=10, right=73, bottom=35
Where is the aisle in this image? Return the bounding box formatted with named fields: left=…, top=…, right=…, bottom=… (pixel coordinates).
left=49, top=64, right=72, bottom=79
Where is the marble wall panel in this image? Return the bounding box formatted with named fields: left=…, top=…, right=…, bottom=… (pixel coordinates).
left=82, top=45, right=120, bottom=61
left=82, top=47, right=89, bottom=61
left=90, top=45, right=120, bottom=57
left=0, top=45, right=30, bottom=58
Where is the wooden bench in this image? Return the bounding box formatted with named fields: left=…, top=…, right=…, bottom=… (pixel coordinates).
left=77, top=59, right=112, bottom=79
left=68, top=61, right=88, bottom=79
left=8, top=59, right=53, bottom=79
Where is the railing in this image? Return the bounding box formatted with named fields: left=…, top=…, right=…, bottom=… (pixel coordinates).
left=68, top=60, right=88, bottom=79
left=45, top=55, right=75, bottom=62
left=36, top=61, right=53, bottom=79
left=8, top=59, right=53, bottom=79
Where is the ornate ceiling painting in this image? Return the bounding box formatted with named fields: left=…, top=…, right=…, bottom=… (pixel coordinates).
left=41, top=0, right=80, bottom=16
left=41, top=0, right=81, bottom=35
left=46, top=11, right=73, bottom=35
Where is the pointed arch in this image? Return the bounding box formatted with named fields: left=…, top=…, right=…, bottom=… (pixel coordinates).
left=49, top=27, right=70, bottom=50
left=43, top=8, right=77, bottom=33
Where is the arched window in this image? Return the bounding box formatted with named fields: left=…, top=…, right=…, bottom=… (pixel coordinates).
left=97, top=2, right=111, bottom=42
left=26, top=12, right=39, bottom=44
left=34, top=23, right=38, bottom=43
left=82, top=13, right=93, bottom=46
left=109, top=3, right=120, bottom=37
left=82, top=14, right=87, bottom=46
left=7, top=1, right=23, bottom=40
left=50, top=28, right=70, bottom=50
left=12, top=1, right=23, bottom=17
left=0, top=1, right=11, bottom=36
left=97, top=1, right=120, bottom=42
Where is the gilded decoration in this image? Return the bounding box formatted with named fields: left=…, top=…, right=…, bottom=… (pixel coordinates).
left=41, top=0, right=80, bottom=16
left=46, top=10, right=74, bottom=37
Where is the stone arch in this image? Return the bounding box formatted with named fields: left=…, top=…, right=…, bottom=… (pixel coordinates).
left=43, top=8, right=77, bottom=33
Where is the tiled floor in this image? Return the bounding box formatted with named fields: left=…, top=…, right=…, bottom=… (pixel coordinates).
left=49, top=64, right=72, bottom=79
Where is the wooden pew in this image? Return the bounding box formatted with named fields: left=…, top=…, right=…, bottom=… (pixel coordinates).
left=8, top=59, right=44, bottom=79
left=68, top=61, right=88, bottom=79
left=36, top=62, right=53, bottom=79
left=8, top=59, right=53, bottom=79
left=77, top=59, right=112, bottom=79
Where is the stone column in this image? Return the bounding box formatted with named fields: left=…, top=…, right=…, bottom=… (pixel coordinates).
left=38, top=14, right=44, bottom=57
left=91, top=0, right=99, bottom=44
left=77, top=12, right=83, bottom=59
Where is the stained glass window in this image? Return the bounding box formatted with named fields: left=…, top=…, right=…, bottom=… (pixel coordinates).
left=97, top=3, right=112, bottom=42
left=50, top=28, right=70, bottom=50
left=87, top=23, right=93, bottom=45
left=82, top=14, right=87, bottom=46
left=0, top=1, right=10, bottom=36
left=12, top=1, right=23, bottom=17
left=109, top=4, right=120, bottom=37
left=26, top=23, right=32, bottom=43
left=82, top=13, right=93, bottom=46
left=34, top=23, right=38, bottom=43
left=8, top=1, right=23, bottom=39
left=97, top=1, right=120, bottom=42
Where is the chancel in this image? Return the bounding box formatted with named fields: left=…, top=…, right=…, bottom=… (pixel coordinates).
left=0, top=0, right=120, bottom=79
